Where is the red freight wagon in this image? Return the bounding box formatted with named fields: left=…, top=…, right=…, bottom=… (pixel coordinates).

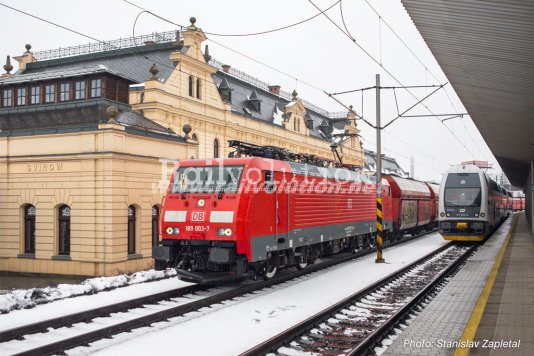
left=425, top=182, right=440, bottom=228
left=383, top=175, right=433, bottom=238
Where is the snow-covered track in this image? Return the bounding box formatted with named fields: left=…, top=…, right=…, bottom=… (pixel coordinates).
left=2, top=230, right=434, bottom=356
left=0, top=284, right=203, bottom=343
left=241, top=242, right=477, bottom=356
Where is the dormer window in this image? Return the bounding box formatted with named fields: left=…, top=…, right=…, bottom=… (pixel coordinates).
left=59, top=83, right=70, bottom=101
left=75, top=81, right=86, bottom=100
left=45, top=84, right=55, bottom=103
left=2, top=88, right=13, bottom=107
left=16, top=88, right=26, bottom=106
left=30, top=86, right=40, bottom=105
left=248, top=89, right=262, bottom=113
left=91, top=79, right=102, bottom=98
left=218, top=78, right=233, bottom=103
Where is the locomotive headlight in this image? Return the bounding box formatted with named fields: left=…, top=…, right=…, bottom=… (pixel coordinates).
left=224, top=228, right=233, bottom=236
left=446, top=213, right=451, bottom=217
left=440, top=212, right=445, bottom=217
left=198, top=199, right=205, bottom=207
left=166, top=227, right=179, bottom=235
left=481, top=212, right=486, bottom=217
left=474, top=213, right=479, bottom=217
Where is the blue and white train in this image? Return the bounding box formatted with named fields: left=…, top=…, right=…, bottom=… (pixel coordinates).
left=438, top=164, right=507, bottom=241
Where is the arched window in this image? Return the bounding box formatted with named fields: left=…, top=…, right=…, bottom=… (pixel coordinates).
left=188, top=76, right=194, bottom=97
left=214, top=138, right=220, bottom=158
left=58, top=205, right=71, bottom=255
left=196, top=78, right=201, bottom=99
left=24, top=205, right=36, bottom=254
left=152, top=205, right=159, bottom=247
left=128, top=205, right=136, bottom=254
left=192, top=133, right=198, bottom=141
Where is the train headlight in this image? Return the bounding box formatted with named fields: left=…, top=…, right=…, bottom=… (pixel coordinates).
left=224, top=228, right=233, bottom=236
left=440, top=212, right=445, bottom=217
left=481, top=213, right=486, bottom=217
left=446, top=213, right=451, bottom=217
left=474, top=213, right=479, bottom=217
left=166, top=227, right=180, bottom=235
left=198, top=199, right=205, bottom=207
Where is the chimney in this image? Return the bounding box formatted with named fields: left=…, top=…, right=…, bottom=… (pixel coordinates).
left=222, top=64, right=231, bottom=73
left=268, top=85, right=281, bottom=95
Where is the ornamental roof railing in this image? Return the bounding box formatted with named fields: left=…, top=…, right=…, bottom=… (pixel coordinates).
left=33, top=31, right=178, bottom=61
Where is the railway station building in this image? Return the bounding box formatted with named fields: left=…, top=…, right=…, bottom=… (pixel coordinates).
left=0, top=19, right=366, bottom=276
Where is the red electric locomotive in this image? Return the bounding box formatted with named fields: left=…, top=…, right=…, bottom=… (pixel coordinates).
left=153, top=154, right=378, bottom=283
left=153, top=141, right=438, bottom=283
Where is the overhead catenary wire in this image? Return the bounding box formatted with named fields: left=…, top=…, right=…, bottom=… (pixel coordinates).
left=360, top=0, right=492, bottom=163
left=308, top=0, right=480, bottom=160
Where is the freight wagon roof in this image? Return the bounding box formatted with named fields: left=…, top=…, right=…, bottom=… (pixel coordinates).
left=386, top=175, right=431, bottom=199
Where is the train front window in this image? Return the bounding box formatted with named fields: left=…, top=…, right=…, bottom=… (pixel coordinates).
left=444, top=188, right=481, bottom=207
left=171, top=165, right=244, bottom=194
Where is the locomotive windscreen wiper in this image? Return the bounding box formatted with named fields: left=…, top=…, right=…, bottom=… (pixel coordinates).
left=218, top=173, right=233, bottom=199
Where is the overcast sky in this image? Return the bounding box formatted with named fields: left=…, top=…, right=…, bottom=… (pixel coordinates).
left=0, top=0, right=504, bottom=183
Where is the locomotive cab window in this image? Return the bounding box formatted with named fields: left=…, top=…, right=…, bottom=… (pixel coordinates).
left=170, top=165, right=244, bottom=194
left=444, top=173, right=482, bottom=207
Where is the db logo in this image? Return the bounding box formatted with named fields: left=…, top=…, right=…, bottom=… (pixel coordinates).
left=191, top=212, right=205, bottom=222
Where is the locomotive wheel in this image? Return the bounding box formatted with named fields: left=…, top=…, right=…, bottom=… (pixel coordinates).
left=263, top=263, right=277, bottom=280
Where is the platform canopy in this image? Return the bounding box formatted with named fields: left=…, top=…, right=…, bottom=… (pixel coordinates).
left=402, top=0, right=534, bottom=188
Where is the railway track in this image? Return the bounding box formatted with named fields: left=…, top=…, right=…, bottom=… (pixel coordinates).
left=240, top=242, right=477, bottom=356
left=0, top=230, right=435, bottom=356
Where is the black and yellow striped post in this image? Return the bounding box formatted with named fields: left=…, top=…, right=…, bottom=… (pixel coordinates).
left=376, top=185, right=385, bottom=263
left=375, top=73, right=385, bottom=263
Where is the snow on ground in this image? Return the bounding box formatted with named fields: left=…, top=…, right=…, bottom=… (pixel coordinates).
left=68, top=233, right=448, bottom=356
left=0, top=269, right=192, bottom=331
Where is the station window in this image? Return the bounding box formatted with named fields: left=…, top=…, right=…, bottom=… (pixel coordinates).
left=2, top=88, right=13, bottom=107
left=91, top=79, right=102, bottom=98
left=75, top=81, right=86, bottom=100
left=196, top=78, right=201, bottom=99
left=188, top=76, right=194, bottom=97
left=44, top=84, right=55, bottom=103
left=30, top=86, right=40, bottom=105
left=214, top=138, right=220, bottom=158
left=16, top=88, right=26, bottom=106
left=59, top=83, right=70, bottom=101
left=58, top=205, right=71, bottom=255
left=152, top=205, right=159, bottom=247
left=128, top=205, right=136, bottom=254
left=24, top=205, right=36, bottom=254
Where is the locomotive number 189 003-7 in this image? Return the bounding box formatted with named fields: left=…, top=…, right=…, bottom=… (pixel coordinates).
left=185, top=225, right=210, bottom=232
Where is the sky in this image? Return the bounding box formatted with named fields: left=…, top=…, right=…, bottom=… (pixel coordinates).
left=0, top=0, right=505, bottom=183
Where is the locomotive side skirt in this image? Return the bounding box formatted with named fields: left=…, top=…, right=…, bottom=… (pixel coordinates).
left=248, top=219, right=388, bottom=262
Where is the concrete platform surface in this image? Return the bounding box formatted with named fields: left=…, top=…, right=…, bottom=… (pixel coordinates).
left=383, top=214, right=532, bottom=356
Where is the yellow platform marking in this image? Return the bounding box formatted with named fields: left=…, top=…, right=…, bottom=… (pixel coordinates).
left=453, top=216, right=518, bottom=356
